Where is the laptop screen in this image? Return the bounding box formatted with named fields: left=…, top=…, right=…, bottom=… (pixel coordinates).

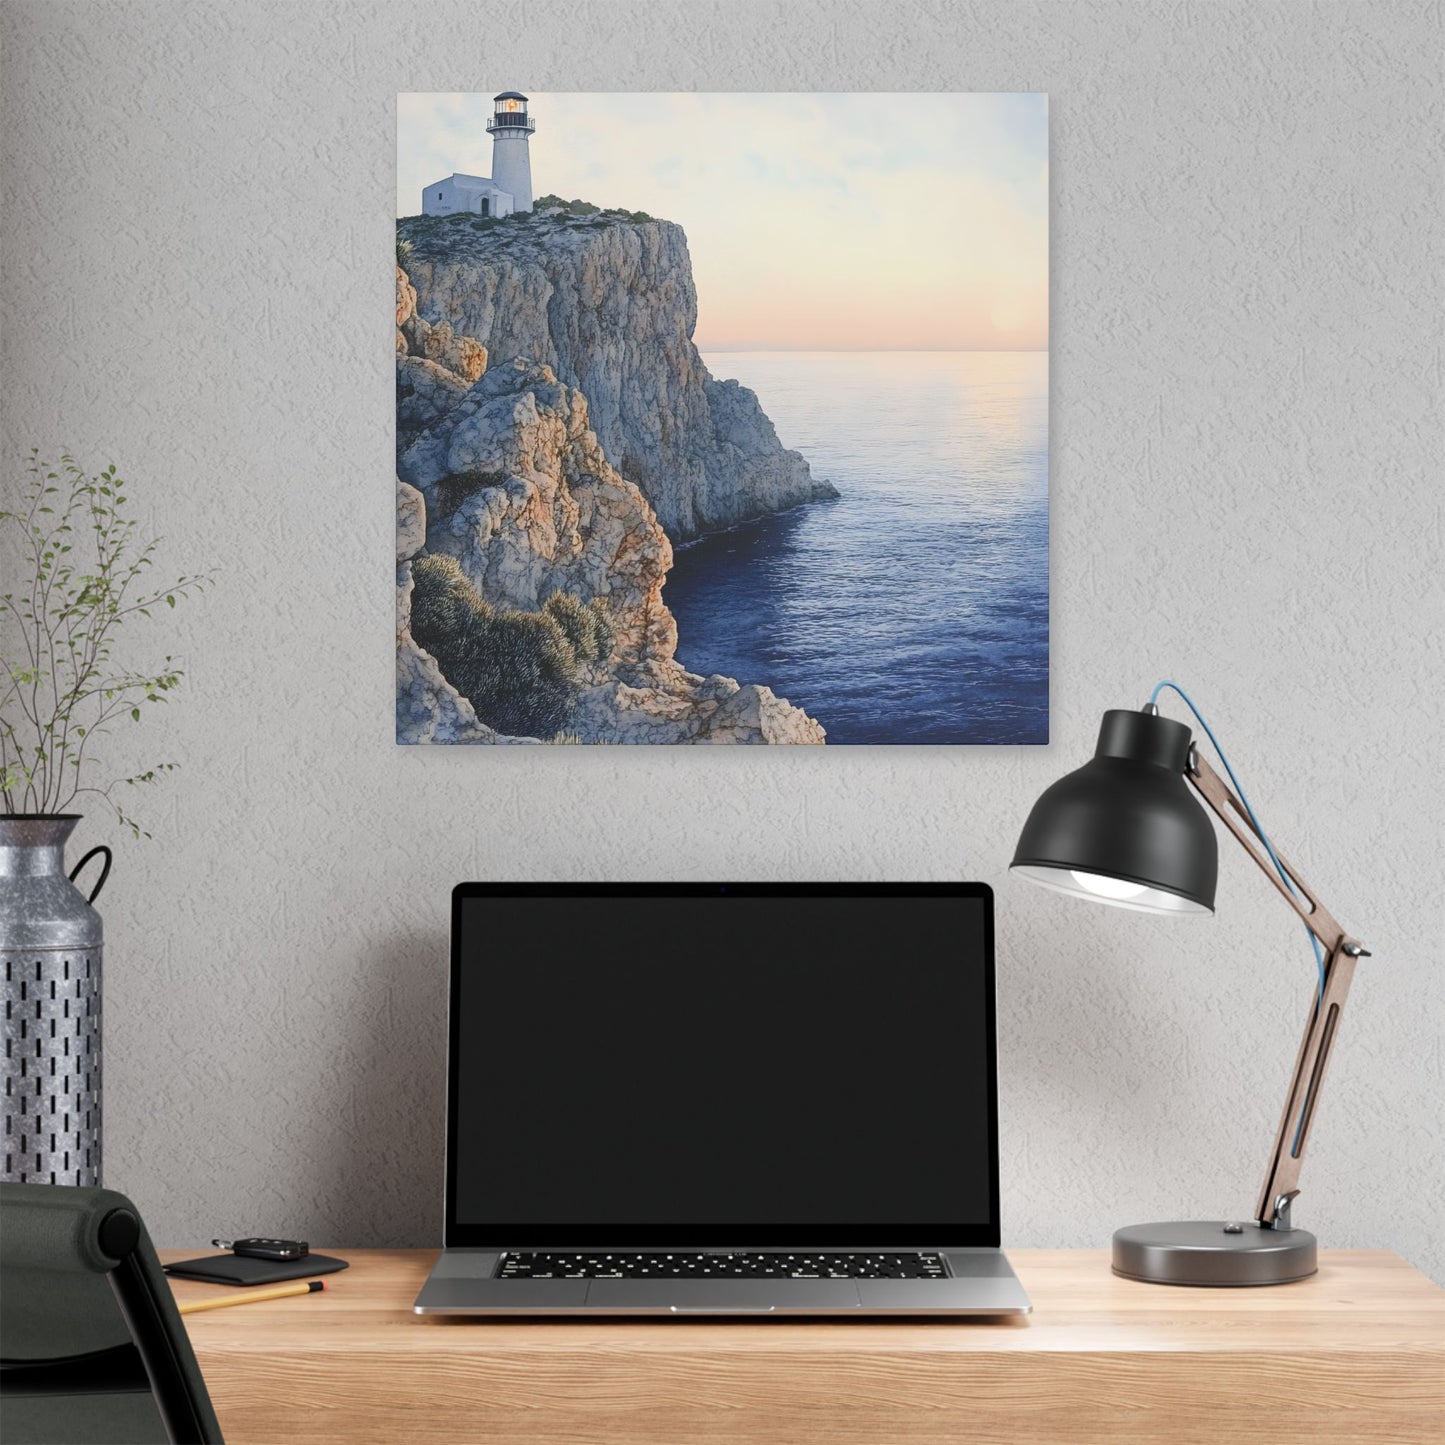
left=446, top=883, right=999, bottom=1249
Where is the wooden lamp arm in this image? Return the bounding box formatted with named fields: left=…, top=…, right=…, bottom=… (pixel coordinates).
left=1185, top=752, right=1370, bottom=1229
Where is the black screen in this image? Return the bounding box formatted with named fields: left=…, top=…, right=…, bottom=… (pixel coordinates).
left=447, top=885, right=998, bottom=1247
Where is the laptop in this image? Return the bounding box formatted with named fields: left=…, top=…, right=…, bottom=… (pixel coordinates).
left=414, top=882, right=1031, bottom=1317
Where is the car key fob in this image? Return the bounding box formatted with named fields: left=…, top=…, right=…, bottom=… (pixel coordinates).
left=212, top=1237, right=309, bottom=1261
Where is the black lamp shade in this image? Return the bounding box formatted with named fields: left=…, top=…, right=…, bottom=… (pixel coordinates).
left=1011, top=709, right=1218, bottom=915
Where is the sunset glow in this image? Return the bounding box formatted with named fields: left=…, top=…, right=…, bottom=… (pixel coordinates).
left=398, top=92, right=1048, bottom=352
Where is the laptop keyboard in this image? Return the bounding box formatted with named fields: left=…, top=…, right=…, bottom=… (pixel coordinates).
left=496, top=1251, right=949, bottom=1280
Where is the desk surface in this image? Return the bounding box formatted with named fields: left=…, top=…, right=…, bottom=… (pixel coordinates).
left=163, top=1248, right=1444, bottom=1445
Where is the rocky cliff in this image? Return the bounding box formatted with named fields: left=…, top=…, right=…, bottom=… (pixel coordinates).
left=396, top=480, right=507, bottom=745
left=397, top=210, right=837, bottom=541
left=395, top=267, right=824, bottom=745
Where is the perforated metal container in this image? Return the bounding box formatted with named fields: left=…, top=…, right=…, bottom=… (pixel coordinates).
left=1, top=815, right=111, bottom=1186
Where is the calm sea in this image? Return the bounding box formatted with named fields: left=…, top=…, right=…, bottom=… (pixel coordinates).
left=666, top=351, right=1049, bottom=745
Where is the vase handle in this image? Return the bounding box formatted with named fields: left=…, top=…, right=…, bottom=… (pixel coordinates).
left=69, top=845, right=113, bottom=905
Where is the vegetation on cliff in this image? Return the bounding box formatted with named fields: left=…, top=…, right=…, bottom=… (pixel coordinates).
left=398, top=197, right=657, bottom=234
left=409, top=554, right=613, bottom=740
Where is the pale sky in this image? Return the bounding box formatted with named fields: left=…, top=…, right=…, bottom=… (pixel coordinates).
left=397, top=92, right=1048, bottom=352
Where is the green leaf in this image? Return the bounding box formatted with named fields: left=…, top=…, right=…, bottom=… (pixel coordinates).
left=131, top=708, right=141, bottom=722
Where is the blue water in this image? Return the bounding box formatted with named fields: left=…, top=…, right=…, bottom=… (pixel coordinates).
left=665, top=351, right=1049, bottom=745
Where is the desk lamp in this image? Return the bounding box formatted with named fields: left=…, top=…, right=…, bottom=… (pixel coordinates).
left=1010, top=685, right=1370, bottom=1286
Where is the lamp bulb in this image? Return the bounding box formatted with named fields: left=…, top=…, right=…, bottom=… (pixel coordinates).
left=1069, top=870, right=1148, bottom=902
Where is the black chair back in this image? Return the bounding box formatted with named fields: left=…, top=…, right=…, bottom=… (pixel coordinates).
left=0, top=1182, right=223, bottom=1444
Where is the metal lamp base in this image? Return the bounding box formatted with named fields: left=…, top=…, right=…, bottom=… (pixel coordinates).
left=1112, top=1220, right=1318, bottom=1287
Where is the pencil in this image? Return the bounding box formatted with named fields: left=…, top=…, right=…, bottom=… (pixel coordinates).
left=178, top=1280, right=327, bottom=1314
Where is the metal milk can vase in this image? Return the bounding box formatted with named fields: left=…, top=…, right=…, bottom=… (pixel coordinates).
left=0, top=815, right=111, bottom=1185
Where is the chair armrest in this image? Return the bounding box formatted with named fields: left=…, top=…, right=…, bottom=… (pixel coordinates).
left=0, top=1182, right=141, bottom=1275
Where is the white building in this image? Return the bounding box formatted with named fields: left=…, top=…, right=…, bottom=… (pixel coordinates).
left=422, top=173, right=515, bottom=219
left=422, top=92, right=535, bottom=218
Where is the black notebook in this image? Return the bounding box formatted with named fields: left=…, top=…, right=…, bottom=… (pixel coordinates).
left=163, top=1252, right=349, bottom=1286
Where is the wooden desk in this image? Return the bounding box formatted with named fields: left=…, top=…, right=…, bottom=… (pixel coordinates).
left=162, top=1248, right=1444, bottom=1445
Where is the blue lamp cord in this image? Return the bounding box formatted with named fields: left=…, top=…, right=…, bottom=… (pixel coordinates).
left=1148, top=681, right=1324, bottom=1154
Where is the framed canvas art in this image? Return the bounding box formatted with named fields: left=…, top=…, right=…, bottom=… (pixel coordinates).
left=396, top=92, right=1048, bottom=745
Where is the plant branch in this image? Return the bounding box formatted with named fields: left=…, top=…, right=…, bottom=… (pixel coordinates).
left=1, top=451, right=213, bottom=828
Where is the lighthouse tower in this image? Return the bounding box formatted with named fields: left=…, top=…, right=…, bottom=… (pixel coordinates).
left=487, top=92, right=535, bottom=213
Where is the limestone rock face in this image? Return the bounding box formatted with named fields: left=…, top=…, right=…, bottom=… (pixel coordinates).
left=398, top=358, right=824, bottom=745
left=398, top=214, right=837, bottom=541
left=397, top=356, right=471, bottom=436
left=571, top=674, right=826, bottom=746
left=397, top=265, right=488, bottom=440
left=422, top=321, right=487, bottom=383
left=396, top=264, right=417, bottom=328
left=395, top=478, right=425, bottom=563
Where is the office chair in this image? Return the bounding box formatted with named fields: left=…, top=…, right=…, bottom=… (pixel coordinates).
left=0, top=1182, right=224, bottom=1444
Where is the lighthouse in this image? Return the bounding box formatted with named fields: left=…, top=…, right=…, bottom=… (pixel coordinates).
left=421, top=91, right=536, bottom=219
left=487, top=91, right=535, bottom=213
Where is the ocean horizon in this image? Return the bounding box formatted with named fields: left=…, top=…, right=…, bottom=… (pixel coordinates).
left=699, top=346, right=1049, bottom=354
left=665, top=349, right=1049, bottom=745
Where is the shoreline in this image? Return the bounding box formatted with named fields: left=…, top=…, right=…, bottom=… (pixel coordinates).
left=669, top=494, right=838, bottom=554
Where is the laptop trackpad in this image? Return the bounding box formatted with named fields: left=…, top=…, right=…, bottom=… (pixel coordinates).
left=585, top=1279, right=861, bottom=1312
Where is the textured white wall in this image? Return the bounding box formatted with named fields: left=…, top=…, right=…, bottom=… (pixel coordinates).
left=2, top=1, right=1441, bottom=1281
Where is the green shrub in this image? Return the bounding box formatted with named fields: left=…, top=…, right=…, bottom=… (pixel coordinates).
left=543, top=590, right=615, bottom=664
left=410, top=555, right=609, bottom=738
left=484, top=609, right=580, bottom=737
left=435, top=469, right=509, bottom=517
left=530, top=195, right=656, bottom=223
left=409, top=553, right=476, bottom=648
left=469, top=216, right=499, bottom=231
left=396, top=237, right=413, bottom=270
